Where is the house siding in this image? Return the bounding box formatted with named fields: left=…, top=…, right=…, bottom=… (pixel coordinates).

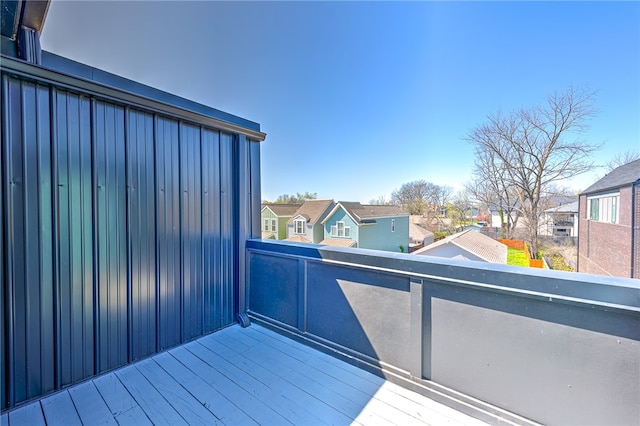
left=1, top=58, right=261, bottom=409
left=360, top=216, right=410, bottom=252
left=578, top=186, right=634, bottom=278
left=324, top=209, right=359, bottom=245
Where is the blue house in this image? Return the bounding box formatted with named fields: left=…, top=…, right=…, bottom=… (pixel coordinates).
left=320, top=202, right=409, bottom=252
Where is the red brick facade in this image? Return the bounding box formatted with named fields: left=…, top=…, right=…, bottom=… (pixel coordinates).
left=578, top=186, right=637, bottom=278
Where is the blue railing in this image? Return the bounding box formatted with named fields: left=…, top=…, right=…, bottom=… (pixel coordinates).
left=246, top=239, right=640, bottom=425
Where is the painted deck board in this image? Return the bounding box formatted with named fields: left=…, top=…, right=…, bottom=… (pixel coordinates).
left=40, top=390, right=83, bottom=426
left=7, top=401, right=45, bottom=426
left=93, top=372, right=153, bottom=426
left=2, top=324, right=490, bottom=426
left=116, top=364, right=188, bottom=425
left=68, top=381, right=119, bottom=426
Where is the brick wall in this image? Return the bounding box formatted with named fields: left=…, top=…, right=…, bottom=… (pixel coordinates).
left=578, top=186, right=633, bottom=278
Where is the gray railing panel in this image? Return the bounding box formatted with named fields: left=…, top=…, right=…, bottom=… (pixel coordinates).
left=249, top=253, right=300, bottom=327
left=246, top=239, right=640, bottom=425
left=306, top=261, right=411, bottom=369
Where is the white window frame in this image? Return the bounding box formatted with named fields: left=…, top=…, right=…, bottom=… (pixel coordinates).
left=331, top=221, right=350, bottom=238
left=587, top=193, right=620, bottom=224
left=263, top=219, right=270, bottom=232
left=294, top=219, right=305, bottom=234
left=391, top=219, right=396, bottom=232
left=271, top=219, right=276, bottom=232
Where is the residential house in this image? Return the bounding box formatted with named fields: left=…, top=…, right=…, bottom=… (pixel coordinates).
left=409, top=216, right=435, bottom=252
left=413, top=229, right=508, bottom=264
left=539, top=199, right=579, bottom=238
left=286, top=199, right=335, bottom=243
left=578, top=159, right=640, bottom=278
left=261, top=204, right=300, bottom=240
left=320, top=202, right=409, bottom=252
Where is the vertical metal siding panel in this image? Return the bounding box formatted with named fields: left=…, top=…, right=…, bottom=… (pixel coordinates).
left=219, top=133, right=235, bottom=325
left=1, top=77, right=6, bottom=411
left=155, top=116, right=181, bottom=350
left=3, top=78, right=54, bottom=405
left=180, top=123, right=203, bottom=341
left=94, top=100, right=127, bottom=372
left=127, top=109, right=156, bottom=359
left=250, top=141, right=262, bottom=239
left=237, top=135, right=250, bottom=315
left=202, top=129, right=222, bottom=332
left=54, top=89, right=95, bottom=386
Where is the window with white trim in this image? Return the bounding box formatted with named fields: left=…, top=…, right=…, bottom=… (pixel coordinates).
left=271, top=219, right=276, bottom=232
left=391, top=219, right=396, bottom=232
left=331, top=221, right=350, bottom=237
left=587, top=193, right=620, bottom=224
left=294, top=219, right=305, bottom=234
left=263, top=219, right=270, bottom=231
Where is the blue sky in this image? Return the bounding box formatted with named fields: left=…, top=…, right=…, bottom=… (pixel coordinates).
left=40, top=1, right=639, bottom=203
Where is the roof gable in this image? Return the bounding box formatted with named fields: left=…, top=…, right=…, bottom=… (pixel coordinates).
left=287, top=199, right=335, bottom=225
left=323, top=202, right=407, bottom=225
left=582, top=159, right=640, bottom=194
left=261, top=203, right=301, bottom=217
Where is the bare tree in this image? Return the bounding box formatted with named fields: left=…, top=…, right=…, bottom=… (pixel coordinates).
left=391, top=180, right=431, bottom=215
left=605, top=149, right=640, bottom=173
left=467, top=86, right=601, bottom=257
left=272, top=192, right=317, bottom=204
left=369, top=195, right=393, bottom=205
left=391, top=180, right=452, bottom=217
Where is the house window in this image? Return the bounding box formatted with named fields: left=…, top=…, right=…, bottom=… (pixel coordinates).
left=271, top=219, right=276, bottom=232
left=391, top=219, right=395, bottom=232
left=587, top=193, right=620, bottom=224
left=263, top=219, right=270, bottom=232
left=331, top=221, right=350, bottom=238
left=294, top=219, right=305, bottom=234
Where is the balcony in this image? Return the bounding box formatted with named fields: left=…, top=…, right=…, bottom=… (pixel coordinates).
left=2, top=8, right=638, bottom=423
left=2, top=239, right=638, bottom=425
left=1, top=324, right=489, bottom=426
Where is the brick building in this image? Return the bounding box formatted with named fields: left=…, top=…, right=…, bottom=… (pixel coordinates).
left=578, top=159, right=640, bottom=278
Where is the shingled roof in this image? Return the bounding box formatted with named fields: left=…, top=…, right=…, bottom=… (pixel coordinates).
left=288, top=200, right=335, bottom=225
left=582, top=159, right=640, bottom=194
left=261, top=203, right=301, bottom=216
left=414, top=230, right=507, bottom=264
left=323, top=202, right=407, bottom=225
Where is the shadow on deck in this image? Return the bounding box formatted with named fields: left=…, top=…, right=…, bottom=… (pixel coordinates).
left=1, top=325, right=489, bottom=426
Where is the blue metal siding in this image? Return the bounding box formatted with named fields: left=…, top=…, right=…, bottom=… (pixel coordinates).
left=127, top=109, right=157, bottom=360
left=93, top=100, right=128, bottom=372
left=155, top=116, right=182, bottom=350
left=219, top=133, right=235, bottom=326
left=1, top=60, right=261, bottom=410
left=202, top=129, right=222, bottom=332
left=2, top=77, right=55, bottom=406
left=53, top=88, right=95, bottom=387
left=180, top=123, right=203, bottom=341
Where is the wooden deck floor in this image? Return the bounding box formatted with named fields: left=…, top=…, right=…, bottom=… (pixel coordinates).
left=1, top=324, right=489, bottom=425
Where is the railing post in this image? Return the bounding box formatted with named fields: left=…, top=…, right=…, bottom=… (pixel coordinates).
left=410, top=277, right=423, bottom=379
left=297, top=259, right=307, bottom=332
